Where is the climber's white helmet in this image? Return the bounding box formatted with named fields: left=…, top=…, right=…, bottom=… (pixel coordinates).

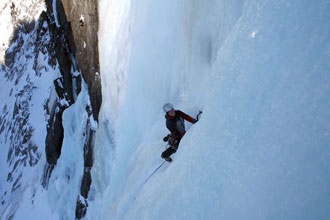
left=163, top=103, right=173, bottom=113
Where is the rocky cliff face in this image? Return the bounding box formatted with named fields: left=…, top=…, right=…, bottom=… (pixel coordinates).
left=0, top=0, right=100, bottom=219
left=60, top=0, right=101, bottom=122
left=44, top=0, right=100, bottom=120
left=44, top=0, right=100, bottom=218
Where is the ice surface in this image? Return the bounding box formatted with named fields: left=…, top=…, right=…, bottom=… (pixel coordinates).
left=91, top=0, right=330, bottom=219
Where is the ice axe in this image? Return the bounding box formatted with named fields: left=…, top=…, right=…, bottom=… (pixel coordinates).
left=196, top=111, right=203, bottom=122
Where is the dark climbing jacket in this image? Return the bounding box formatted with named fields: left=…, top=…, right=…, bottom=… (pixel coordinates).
left=165, top=110, right=196, bottom=140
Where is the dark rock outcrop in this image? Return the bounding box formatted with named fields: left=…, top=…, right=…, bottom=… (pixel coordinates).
left=0, top=1, right=100, bottom=218
left=42, top=1, right=100, bottom=219
left=61, top=0, right=101, bottom=122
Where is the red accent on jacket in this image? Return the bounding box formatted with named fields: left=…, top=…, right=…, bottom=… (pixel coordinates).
left=165, top=110, right=195, bottom=140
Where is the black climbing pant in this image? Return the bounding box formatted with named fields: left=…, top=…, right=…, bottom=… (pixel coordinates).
left=161, top=140, right=179, bottom=158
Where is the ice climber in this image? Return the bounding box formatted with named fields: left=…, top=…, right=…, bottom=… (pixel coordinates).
left=161, top=103, right=198, bottom=162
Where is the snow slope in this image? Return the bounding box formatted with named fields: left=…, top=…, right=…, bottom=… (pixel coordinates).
left=0, top=1, right=58, bottom=218
left=0, top=1, right=93, bottom=219
left=90, top=0, right=330, bottom=219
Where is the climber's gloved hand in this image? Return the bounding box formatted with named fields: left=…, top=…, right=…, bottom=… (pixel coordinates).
left=163, top=134, right=170, bottom=142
